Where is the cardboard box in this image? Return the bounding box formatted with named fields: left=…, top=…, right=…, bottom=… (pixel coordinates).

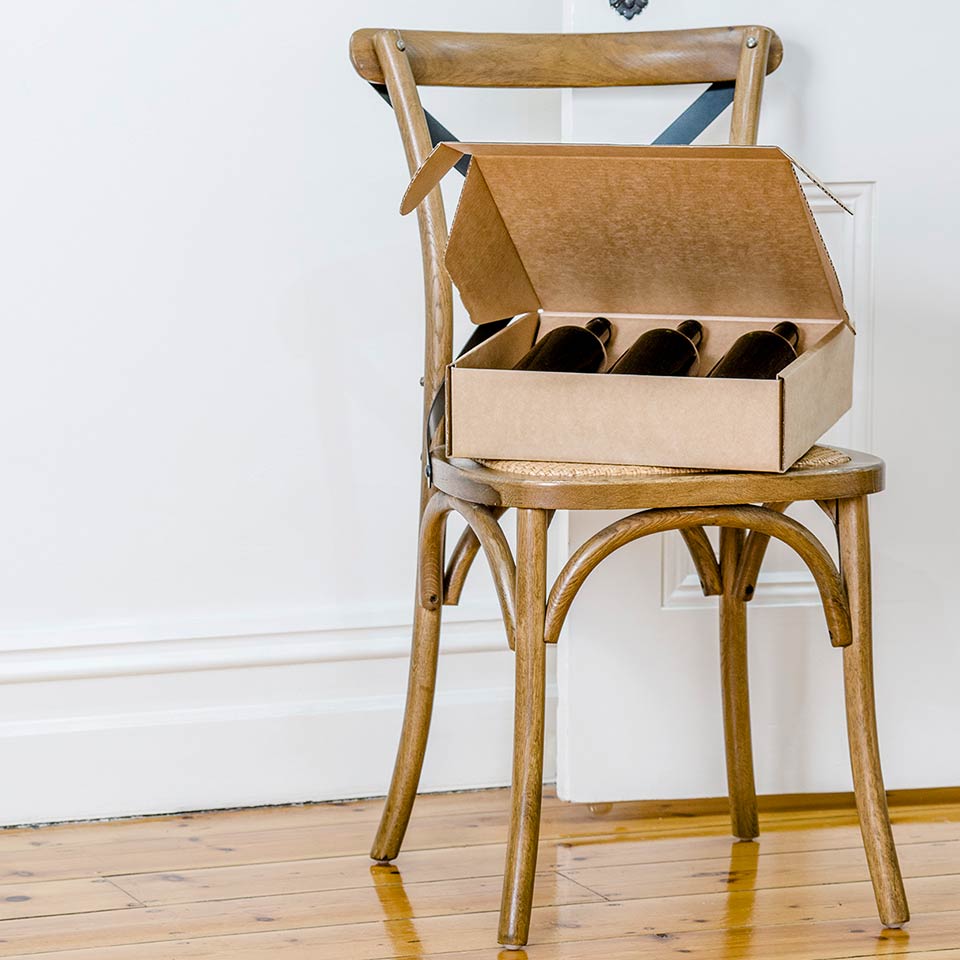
left=402, top=143, right=854, bottom=473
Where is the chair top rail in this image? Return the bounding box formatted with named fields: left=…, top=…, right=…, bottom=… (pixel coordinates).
left=350, top=26, right=782, bottom=89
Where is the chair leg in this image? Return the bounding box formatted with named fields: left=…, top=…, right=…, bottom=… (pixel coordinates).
left=499, top=508, right=548, bottom=949
left=838, top=496, right=909, bottom=927
left=370, top=507, right=445, bottom=863
left=719, top=527, right=759, bottom=841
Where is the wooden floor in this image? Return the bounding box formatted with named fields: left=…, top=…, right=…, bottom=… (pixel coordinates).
left=2, top=789, right=960, bottom=958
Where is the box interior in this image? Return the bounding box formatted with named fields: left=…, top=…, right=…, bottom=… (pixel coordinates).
left=456, top=312, right=844, bottom=380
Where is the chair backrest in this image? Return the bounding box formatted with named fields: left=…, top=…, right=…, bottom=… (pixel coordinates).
left=349, top=26, right=783, bottom=469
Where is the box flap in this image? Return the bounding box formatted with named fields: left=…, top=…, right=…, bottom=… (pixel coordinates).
left=402, top=143, right=850, bottom=326
left=444, top=160, right=540, bottom=325
left=400, top=143, right=471, bottom=215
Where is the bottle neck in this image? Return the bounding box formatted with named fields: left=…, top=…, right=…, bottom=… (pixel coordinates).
left=677, top=319, right=703, bottom=347
left=586, top=316, right=612, bottom=345
left=772, top=321, right=800, bottom=349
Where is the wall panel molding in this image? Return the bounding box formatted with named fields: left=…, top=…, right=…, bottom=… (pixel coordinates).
left=0, top=605, right=507, bottom=685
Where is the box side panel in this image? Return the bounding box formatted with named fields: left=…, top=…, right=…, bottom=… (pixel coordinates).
left=780, top=323, right=855, bottom=469
left=449, top=368, right=782, bottom=472
left=445, top=169, right=540, bottom=326
left=447, top=314, right=540, bottom=455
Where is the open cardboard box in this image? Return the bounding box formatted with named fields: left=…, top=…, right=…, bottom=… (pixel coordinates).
left=402, top=143, right=854, bottom=473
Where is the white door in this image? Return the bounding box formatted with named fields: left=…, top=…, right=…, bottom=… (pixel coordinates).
left=557, top=0, right=960, bottom=801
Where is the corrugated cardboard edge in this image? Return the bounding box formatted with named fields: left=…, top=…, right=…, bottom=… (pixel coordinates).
left=444, top=362, right=454, bottom=453
left=781, top=150, right=853, bottom=215
left=778, top=150, right=854, bottom=332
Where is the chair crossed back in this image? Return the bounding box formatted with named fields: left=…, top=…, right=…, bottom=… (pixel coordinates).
left=349, top=26, right=783, bottom=469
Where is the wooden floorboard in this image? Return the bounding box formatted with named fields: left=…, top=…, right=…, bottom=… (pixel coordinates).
left=105, top=826, right=960, bottom=907
left=6, top=805, right=958, bottom=887
left=0, top=789, right=958, bottom=958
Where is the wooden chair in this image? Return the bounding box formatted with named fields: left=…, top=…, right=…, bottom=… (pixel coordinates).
left=349, top=25, right=909, bottom=948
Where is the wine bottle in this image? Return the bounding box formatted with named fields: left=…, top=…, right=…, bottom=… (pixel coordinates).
left=707, top=321, right=800, bottom=380
left=513, top=317, right=613, bottom=373
left=608, top=319, right=703, bottom=377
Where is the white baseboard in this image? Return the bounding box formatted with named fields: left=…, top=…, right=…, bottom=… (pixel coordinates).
left=0, top=679, right=558, bottom=826
left=0, top=603, right=557, bottom=826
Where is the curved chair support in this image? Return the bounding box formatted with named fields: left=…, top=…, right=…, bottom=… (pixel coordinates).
left=444, top=507, right=508, bottom=605
left=447, top=516, right=720, bottom=604
left=817, top=498, right=839, bottom=525
left=445, top=509, right=565, bottom=609
left=419, top=493, right=517, bottom=648
left=733, top=501, right=791, bottom=601
left=680, top=526, right=723, bottom=596
left=544, top=505, right=851, bottom=648
left=735, top=499, right=843, bottom=601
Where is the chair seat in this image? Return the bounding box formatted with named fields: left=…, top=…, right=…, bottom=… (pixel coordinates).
left=431, top=445, right=884, bottom=511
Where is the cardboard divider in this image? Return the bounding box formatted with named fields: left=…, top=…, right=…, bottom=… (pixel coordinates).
left=529, top=314, right=840, bottom=375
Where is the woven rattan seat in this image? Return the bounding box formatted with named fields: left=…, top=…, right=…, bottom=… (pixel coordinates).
left=479, top=444, right=850, bottom=479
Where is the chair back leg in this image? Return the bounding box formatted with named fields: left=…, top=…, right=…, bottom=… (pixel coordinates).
left=499, top=508, right=549, bottom=947
left=370, top=508, right=447, bottom=862
left=838, top=496, right=909, bottom=927
left=719, top=527, right=760, bottom=840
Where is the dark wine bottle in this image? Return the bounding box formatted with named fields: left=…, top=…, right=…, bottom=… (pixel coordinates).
left=707, top=321, right=800, bottom=380
left=513, top=316, right=613, bottom=373
left=608, top=319, right=704, bottom=377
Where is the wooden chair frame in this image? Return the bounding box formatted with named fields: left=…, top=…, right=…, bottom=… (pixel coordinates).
left=349, top=25, right=909, bottom=948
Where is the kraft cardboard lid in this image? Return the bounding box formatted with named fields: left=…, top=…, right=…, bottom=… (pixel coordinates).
left=401, top=143, right=850, bottom=326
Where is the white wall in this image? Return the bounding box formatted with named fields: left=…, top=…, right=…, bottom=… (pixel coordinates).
left=0, top=2, right=561, bottom=825
left=558, top=0, right=960, bottom=800
left=2, top=1, right=955, bottom=826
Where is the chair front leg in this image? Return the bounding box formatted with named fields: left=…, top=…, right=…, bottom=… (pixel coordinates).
left=838, top=495, right=909, bottom=927
left=370, top=498, right=446, bottom=863
left=499, top=508, right=549, bottom=948
left=719, top=527, right=759, bottom=841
